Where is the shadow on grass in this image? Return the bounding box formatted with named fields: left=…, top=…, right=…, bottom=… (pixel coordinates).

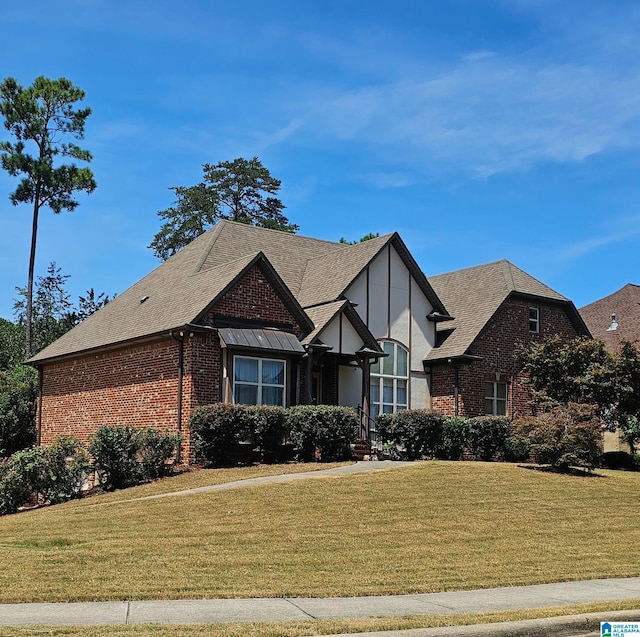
left=518, top=464, right=605, bottom=478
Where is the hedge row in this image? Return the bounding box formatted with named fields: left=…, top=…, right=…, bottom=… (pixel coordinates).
left=375, top=404, right=605, bottom=470
left=376, top=411, right=513, bottom=461
left=0, top=426, right=180, bottom=516
left=189, top=404, right=358, bottom=465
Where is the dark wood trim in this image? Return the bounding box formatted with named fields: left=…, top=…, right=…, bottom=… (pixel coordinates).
left=387, top=244, right=391, bottom=338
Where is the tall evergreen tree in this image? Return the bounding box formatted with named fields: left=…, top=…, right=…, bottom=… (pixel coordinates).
left=0, top=76, right=96, bottom=356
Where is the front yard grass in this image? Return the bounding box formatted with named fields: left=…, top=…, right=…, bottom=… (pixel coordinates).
left=0, top=461, right=638, bottom=603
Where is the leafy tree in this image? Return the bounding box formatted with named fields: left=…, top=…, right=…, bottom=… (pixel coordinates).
left=14, top=262, right=74, bottom=354
left=519, top=337, right=615, bottom=412
left=68, top=287, right=111, bottom=324
left=518, top=336, right=640, bottom=429
left=339, top=232, right=380, bottom=245
left=0, top=365, right=37, bottom=456
left=149, top=157, right=298, bottom=260
left=13, top=263, right=112, bottom=355
left=0, top=76, right=96, bottom=356
left=0, top=319, right=25, bottom=372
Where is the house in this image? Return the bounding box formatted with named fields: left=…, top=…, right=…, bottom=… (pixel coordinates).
left=424, top=260, right=590, bottom=419
left=580, top=283, right=640, bottom=453
left=579, top=283, right=640, bottom=351
left=29, top=220, right=451, bottom=460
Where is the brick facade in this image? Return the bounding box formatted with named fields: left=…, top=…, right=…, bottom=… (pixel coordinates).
left=38, top=265, right=306, bottom=463
left=430, top=298, right=579, bottom=418
left=40, top=338, right=181, bottom=445
left=206, top=265, right=302, bottom=336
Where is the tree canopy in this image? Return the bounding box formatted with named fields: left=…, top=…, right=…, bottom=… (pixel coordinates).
left=0, top=76, right=96, bottom=356
left=13, top=263, right=112, bottom=357
left=339, top=232, right=380, bottom=245
left=518, top=336, right=640, bottom=437
left=149, top=157, right=298, bottom=260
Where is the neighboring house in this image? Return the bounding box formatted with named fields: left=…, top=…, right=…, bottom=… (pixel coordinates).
left=580, top=283, right=640, bottom=453
left=579, top=283, right=640, bottom=351
left=29, top=221, right=450, bottom=460
left=424, top=260, right=590, bottom=419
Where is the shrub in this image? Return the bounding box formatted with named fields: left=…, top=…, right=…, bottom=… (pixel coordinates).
left=436, top=416, right=470, bottom=460
left=189, top=404, right=252, bottom=466
left=88, top=426, right=144, bottom=489
left=138, top=429, right=181, bottom=480
left=247, top=406, right=288, bottom=463
left=286, top=405, right=358, bottom=462
left=42, top=436, right=91, bottom=504
left=394, top=410, right=445, bottom=460
left=374, top=410, right=446, bottom=460
left=511, top=403, right=603, bottom=471
left=503, top=434, right=531, bottom=463
left=467, top=416, right=511, bottom=461
left=374, top=413, right=394, bottom=445
left=0, top=447, right=48, bottom=515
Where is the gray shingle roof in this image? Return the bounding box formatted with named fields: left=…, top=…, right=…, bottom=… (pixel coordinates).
left=29, top=244, right=262, bottom=362
left=30, top=221, right=440, bottom=364
left=424, top=259, right=581, bottom=362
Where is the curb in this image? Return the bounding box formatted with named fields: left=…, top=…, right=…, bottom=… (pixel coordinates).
left=313, top=609, right=640, bottom=637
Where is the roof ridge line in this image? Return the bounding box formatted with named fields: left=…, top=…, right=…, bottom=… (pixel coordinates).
left=192, top=223, right=225, bottom=274
left=502, top=260, right=516, bottom=292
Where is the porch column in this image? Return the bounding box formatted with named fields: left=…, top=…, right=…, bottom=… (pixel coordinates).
left=360, top=355, right=371, bottom=440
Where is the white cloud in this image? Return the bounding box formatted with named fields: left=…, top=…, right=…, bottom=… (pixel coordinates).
left=290, top=54, right=640, bottom=177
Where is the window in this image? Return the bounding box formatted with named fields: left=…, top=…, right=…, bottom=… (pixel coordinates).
left=233, top=356, right=286, bottom=406
left=485, top=382, right=507, bottom=416
left=370, top=341, right=408, bottom=419
left=529, top=307, right=539, bottom=333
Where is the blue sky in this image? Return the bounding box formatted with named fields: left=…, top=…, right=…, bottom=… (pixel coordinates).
left=1, top=0, right=639, bottom=320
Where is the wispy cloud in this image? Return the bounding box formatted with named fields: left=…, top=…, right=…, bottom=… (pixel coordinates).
left=291, top=54, right=640, bottom=178
left=550, top=213, right=640, bottom=261
left=267, top=4, right=640, bottom=179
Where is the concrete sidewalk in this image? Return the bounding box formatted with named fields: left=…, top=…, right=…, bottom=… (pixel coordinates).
left=0, top=577, right=637, bottom=627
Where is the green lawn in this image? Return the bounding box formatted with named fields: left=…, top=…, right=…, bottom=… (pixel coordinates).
left=0, top=461, right=638, bottom=604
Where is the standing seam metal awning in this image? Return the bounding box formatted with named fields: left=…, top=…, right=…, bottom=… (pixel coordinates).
left=218, top=327, right=305, bottom=353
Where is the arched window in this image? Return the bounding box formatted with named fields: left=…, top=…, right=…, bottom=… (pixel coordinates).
left=370, top=341, right=408, bottom=419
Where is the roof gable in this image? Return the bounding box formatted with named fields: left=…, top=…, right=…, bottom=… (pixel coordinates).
left=303, top=300, right=381, bottom=352
left=425, top=259, right=586, bottom=361
left=29, top=248, right=310, bottom=363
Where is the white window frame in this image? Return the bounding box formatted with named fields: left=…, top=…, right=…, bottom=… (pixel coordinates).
left=529, top=307, right=540, bottom=333
left=233, top=355, right=286, bottom=406
left=484, top=381, right=508, bottom=416
left=370, top=341, right=409, bottom=420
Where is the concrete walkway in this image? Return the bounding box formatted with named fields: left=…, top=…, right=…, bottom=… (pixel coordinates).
left=0, top=578, right=637, bottom=627
left=129, top=459, right=416, bottom=501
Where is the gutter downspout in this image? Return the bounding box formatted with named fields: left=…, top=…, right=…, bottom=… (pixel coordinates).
left=453, top=362, right=460, bottom=417
left=36, top=366, right=43, bottom=446
left=169, top=331, right=185, bottom=464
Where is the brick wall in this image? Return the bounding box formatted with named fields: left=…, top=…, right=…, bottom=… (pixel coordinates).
left=206, top=265, right=302, bottom=336
left=40, top=337, right=182, bottom=445
left=38, top=264, right=308, bottom=463
left=431, top=299, right=579, bottom=418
